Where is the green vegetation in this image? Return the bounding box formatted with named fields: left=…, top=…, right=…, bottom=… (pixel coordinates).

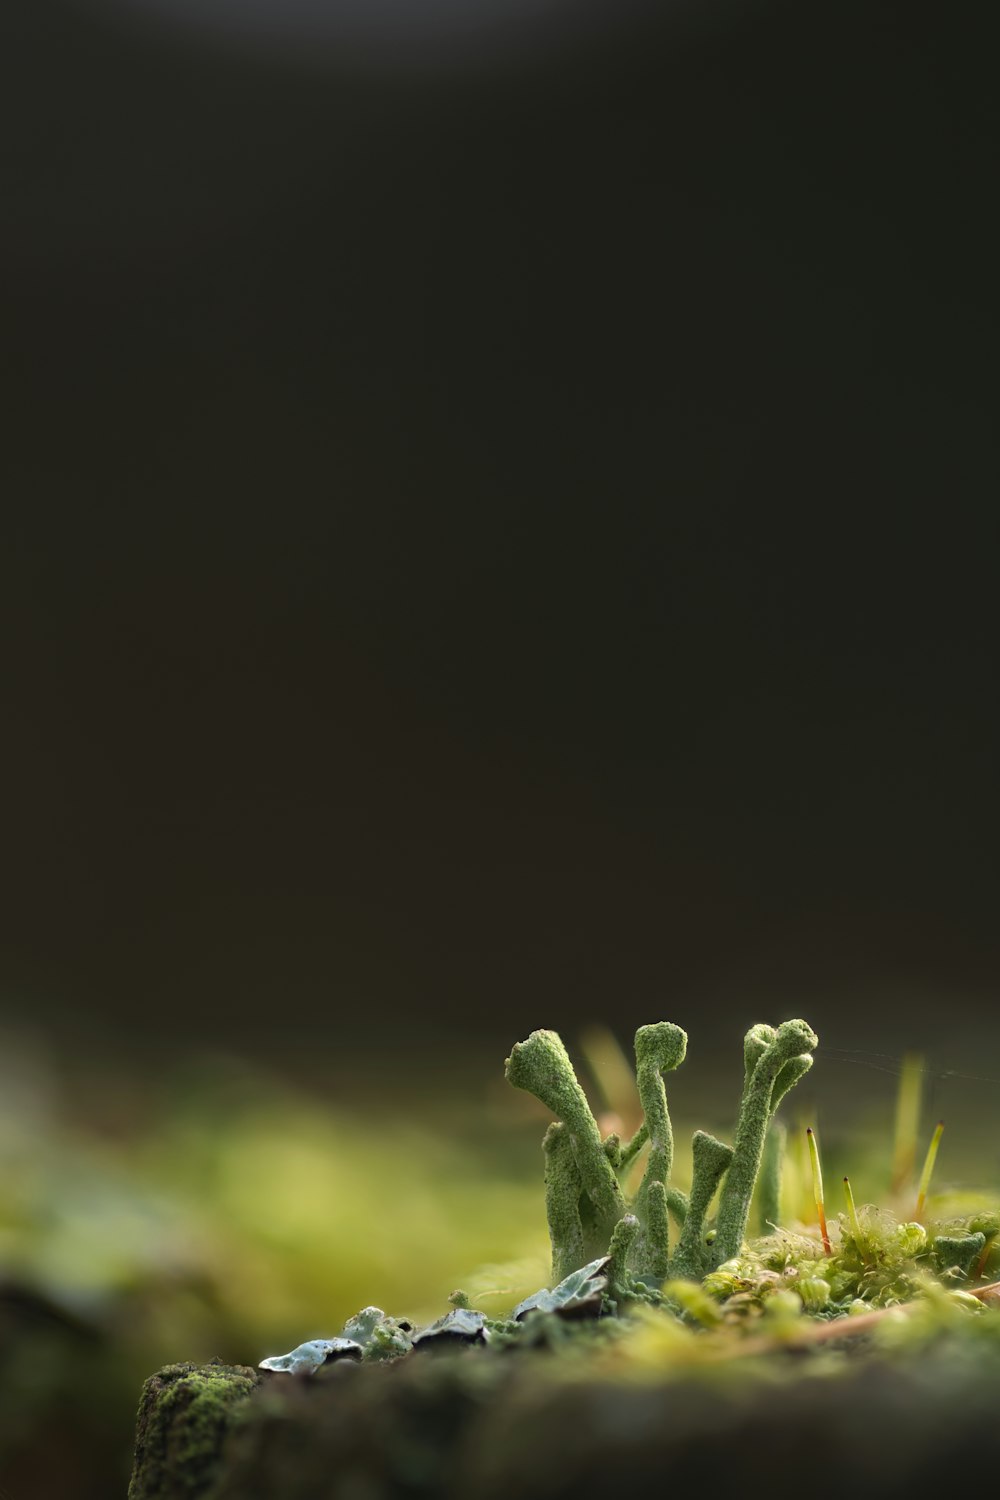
left=128, top=1363, right=257, bottom=1500
left=225, top=1017, right=1000, bottom=1381
left=126, top=1015, right=1000, bottom=1499
left=0, top=1050, right=547, bottom=1498
left=5, top=1021, right=1000, bottom=1498
left=506, top=1019, right=817, bottom=1286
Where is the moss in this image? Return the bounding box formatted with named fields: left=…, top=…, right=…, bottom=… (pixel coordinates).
left=128, top=1362, right=258, bottom=1500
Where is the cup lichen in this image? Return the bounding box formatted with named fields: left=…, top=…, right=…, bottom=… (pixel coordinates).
left=504, top=1018, right=817, bottom=1289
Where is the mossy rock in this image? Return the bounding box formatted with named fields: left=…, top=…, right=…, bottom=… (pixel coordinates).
left=131, top=1335, right=1000, bottom=1500
left=128, top=1360, right=258, bottom=1500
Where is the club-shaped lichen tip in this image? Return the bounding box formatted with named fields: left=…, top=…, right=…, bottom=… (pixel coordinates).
left=634, top=1022, right=688, bottom=1072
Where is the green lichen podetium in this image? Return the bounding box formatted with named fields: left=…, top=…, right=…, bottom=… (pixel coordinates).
left=542, top=1121, right=589, bottom=1281
left=710, top=1020, right=817, bottom=1270
left=506, top=1030, right=628, bottom=1271
left=668, top=1129, right=734, bottom=1282
left=507, top=1017, right=817, bottom=1291
left=629, top=1023, right=687, bottom=1279
left=128, top=1362, right=258, bottom=1500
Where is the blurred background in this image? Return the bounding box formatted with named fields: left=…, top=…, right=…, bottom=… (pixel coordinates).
left=1, top=0, right=998, bottom=1492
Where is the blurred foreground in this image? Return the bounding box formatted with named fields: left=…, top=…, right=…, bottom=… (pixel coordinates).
left=0, top=1038, right=550, bottom=1497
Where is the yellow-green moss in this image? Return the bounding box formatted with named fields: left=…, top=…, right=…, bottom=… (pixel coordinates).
left=128, top=1362, right=258, bottom=1500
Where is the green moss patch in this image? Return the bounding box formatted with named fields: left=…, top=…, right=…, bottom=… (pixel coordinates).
left=128, top=1362, right=258, bottom=1500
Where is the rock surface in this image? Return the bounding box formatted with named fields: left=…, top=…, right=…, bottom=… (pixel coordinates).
left=130, top=1338, right=1000, bottom=1500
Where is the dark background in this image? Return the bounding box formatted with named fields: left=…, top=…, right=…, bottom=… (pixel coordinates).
left=2, top=0, right=998, bottom=1078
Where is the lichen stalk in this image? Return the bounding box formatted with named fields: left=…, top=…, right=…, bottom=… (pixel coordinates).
left=506, top=1030, right=626, bottom=1266
left=630, top=1022, right=687, bottom=1278
left=711, top=1020, right=818, bottom=1268
left=617, top=1121, right=649, bottom=1174
left=605, top=1213, right=640, bottom=1304
left=670, top=1130, right=734, bottom=1281
left=542, top=1122, right=588, bottom=1282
